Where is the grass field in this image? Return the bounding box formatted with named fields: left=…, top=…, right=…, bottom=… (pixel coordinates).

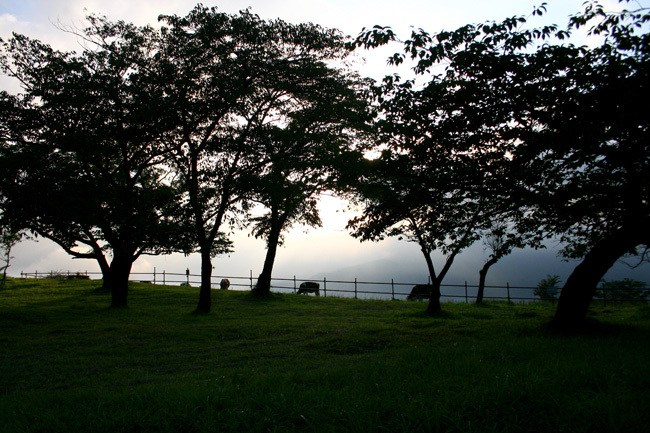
left=1, top=277, right=649, bottom=432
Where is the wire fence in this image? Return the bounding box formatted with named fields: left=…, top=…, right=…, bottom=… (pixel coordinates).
left=19, top=269, right=649, bottom=305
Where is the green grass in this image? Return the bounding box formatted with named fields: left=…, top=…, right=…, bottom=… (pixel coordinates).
left=1, top=278, right=649, bottom=432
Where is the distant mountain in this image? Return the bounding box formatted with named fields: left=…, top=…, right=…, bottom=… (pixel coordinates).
left=306, top=246, right=650, bottom=290
left=308, top=258, right=429, bottom=285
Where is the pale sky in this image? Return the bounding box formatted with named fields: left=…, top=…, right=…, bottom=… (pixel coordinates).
left=2, top=0, right=649, bottom=290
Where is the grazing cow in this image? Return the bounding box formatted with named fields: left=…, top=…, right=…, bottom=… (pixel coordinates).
left=407, top=284, right=432, bottom=301
left=298, top=281, right=320, bottom=296
left=220, top=278, right=230, bottom=290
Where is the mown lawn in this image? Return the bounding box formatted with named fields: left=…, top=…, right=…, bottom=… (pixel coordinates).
left=1, top=277, right=649, bottom=432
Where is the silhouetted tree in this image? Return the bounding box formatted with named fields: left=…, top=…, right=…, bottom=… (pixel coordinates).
left=0, top=18, right=190, bottom=307
left=0, top=223, right=21, bottom=288
left=353, top=1, right=650, bottom=327
left=249, top=74, right=372, bottom=297
left=349, top=10, right=542, bottom=315
left=348, top=149, right=486, bottom=316
left=0, top=119, right=113, bottom=283
left=525, top=3, right=650, bottom=328
left=476, top=217, right=542, bottom=303
left=157, top=6, right=369, bottom=311
left=476, top=222, right=509, bottom=304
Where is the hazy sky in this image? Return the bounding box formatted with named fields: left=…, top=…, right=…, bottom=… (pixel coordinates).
left=3, top=0, right=649, bottom=289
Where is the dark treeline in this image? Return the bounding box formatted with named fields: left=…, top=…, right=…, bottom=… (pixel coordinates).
left=1, top=1, right=648, bottom=329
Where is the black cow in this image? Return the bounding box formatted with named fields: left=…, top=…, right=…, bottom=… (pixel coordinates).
left=407, top=284, right=432, bottom=301
left=298, top=281, right=320, bottom=296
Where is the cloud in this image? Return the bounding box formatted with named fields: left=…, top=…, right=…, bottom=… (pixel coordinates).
left=0, top=13, right=18, bottom=24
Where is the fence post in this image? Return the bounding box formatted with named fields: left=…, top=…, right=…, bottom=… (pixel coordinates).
left=324, top=277, right=327, bottom=297
left=163, top=270, right=166, bottom=286
left=391, top=279, right=395, bottom=301
left=354, top=278, right=358, bottom=299
left=35, top=271, right=38, bottom=279
left=250, top=270, right=253, bottom=290
left=465, top=281, right=468, bottom=303
left=507, top=282, right=511, bottom=303
left=153, top=267, right=156, bottom=285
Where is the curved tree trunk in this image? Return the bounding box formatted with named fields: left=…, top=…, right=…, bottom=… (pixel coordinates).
left=554, top=227, right=639, bottom=329
left=195, top=247, right=213, bottom=314
left=253, top=214, right=286, bottom=297
left=424, top=247, right=463, bottom=316
left=253, top=243, right=277, bottom=297
left=98, top=253, right=112, bottom=291
left=422, top=251, right=442, bottom=315
left=425, top=279, right=443, bottom=316
left=107, top=251, right=134, bottom=308
left=476, top=256, right=499, bottom=304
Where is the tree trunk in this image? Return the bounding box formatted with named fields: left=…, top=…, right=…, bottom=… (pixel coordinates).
left=97, top=254, right=112, bottom=291
left=195, top=247, right=213, bottom=314
left=253, top=251, right=277, bottom=297
left=476, top=256, right=499, bottom=304
left=107, top=252, right=133, bottom=308
left=424, top=247, right=463, bottom=316
left=253, top=217, right=284, bottom=297
left=554, top=228, right=639, bottom=329
left=426, top=278, right=443, bottom=316
left=421, top=250, right=442, bottom=315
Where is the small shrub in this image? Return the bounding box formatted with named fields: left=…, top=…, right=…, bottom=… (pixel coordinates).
left=534, top=274, right=561, bottom=301
left=595, top=278, right=650, bottom=302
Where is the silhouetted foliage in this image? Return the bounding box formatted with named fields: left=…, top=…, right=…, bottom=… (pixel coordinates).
left=156, top=6, right=370, bottom=310
left=352, top=0, right=650, bottom=326
left=511, top=2, right=650, bottom=326
left=0, top=18, right=191, bottom=307
left=0, top=224, right=21, bottom=287
left=248, top=72, right=372, bottom=297
left=348, top=150, right=485, bottom=316
left=534, top=274, right=561, bottom=302
left=348, top=4, right=560, bottom=315
left=595, top=279, right=650, bottom=302
left=2, top=1, right=648, bottom=324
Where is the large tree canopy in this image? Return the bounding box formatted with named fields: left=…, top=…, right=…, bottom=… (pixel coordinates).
left=514, top=3, right=650, bottom=326
left=0, top=17, right=189, bottom=307
left=353, top=0, right=649, bottom=325
left=248, top=71, right=372, bottom=297
left=347, top=10, right=550, bottom=315
left=155, top=6, right=370, bottom=312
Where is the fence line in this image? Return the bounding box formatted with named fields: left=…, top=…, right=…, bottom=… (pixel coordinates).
left=18, top=269, right=649, bottom=304
left=19, top=268, right=543, bottom=303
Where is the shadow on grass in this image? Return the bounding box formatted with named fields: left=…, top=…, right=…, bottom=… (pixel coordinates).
left=399, top=308, right=457, bottom=321
left=545, top=316, right=639, bottom=337
left=631, top=304, right=650, bottom=320
left=247, top=291, right=284, bottom=302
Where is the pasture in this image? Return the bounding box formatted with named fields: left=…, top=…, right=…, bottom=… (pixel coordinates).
left=1, top=278, right=649, bottom=432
